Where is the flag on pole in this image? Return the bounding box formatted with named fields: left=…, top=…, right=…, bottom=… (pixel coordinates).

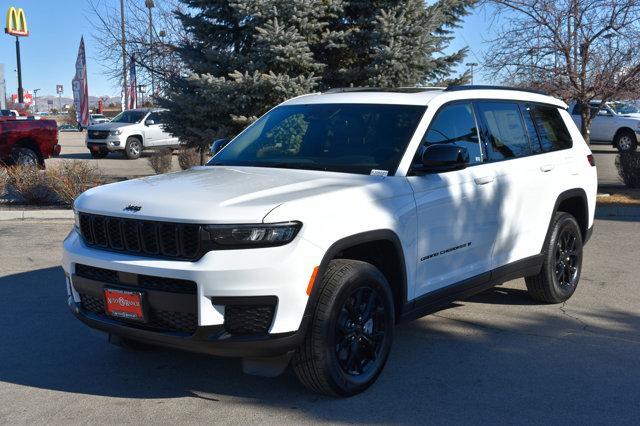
left=72, top=37, right=89, bottom=128
left=128, top=54, right=137, bottom=109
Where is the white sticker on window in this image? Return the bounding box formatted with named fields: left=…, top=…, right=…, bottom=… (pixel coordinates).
left=370, top=169, right=389, bottom=177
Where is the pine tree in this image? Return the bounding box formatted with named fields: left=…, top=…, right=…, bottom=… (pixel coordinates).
left=160, top=0, right=475, bottom=151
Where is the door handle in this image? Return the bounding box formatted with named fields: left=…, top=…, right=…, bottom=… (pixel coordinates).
left=474, top=175, right=495, bottom=185
left=540, top=164, right=555, bottom=172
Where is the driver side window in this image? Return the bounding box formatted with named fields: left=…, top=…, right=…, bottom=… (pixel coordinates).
left=418, top=102, right=483, bottom=166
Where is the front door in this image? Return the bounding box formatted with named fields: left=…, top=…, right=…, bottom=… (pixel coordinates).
left=408, top=102, right=501, bottom=297
left=143, top=112, right=167, bottom=147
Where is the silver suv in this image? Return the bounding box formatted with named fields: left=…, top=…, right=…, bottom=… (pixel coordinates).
left=85, top=108, right=180, bottom=159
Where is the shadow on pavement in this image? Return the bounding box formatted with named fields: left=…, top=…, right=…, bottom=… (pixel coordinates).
left=1, top=266, right=639, bottom=423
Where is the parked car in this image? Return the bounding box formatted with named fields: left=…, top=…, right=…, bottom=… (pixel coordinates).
left=0, top=109, right=19, bottom=117
left=59, top=123, right=80, bottom=132
left=0, top=116, right=60, bottom=166
left=77, top=114, right=111, bottom=132
left=64, top=86, right=597, bottom=396
left=85, top=108, right=179, bottom=159
left=569, top=100, right=640, bottom=152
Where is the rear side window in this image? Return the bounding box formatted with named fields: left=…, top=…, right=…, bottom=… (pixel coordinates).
left=475, top=101, right=531, bottom=160
left=530, top=106, right=572, bottom=152
left=420, top=102, right=483, bottom=165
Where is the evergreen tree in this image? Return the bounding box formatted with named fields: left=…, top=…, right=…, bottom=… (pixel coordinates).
left=161, top=0, right=475, bottom=152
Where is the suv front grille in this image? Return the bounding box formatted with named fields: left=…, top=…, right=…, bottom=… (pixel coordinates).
left=75, top=264, right=198, bottom=334
left=88, top=130, right=109, bottom=139
left=79, top=294, right=197, bottom=334
left=78, top=213, right=202, bottom=261
left=75, top=264, right=196, bottom=294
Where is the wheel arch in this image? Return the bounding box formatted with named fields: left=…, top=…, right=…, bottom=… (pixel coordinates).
left=310, top=230, right=408, bottom=323
left=548, top=188, right=589, bottom=244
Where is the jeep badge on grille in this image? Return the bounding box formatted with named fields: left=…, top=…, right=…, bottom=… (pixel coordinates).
left=123, top=205, right=142, bottom=212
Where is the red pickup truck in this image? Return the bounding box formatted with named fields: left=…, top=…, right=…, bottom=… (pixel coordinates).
left=0, top=117, right=61, bottom=167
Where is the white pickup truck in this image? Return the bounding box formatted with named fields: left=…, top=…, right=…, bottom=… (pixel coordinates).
left=569, top=100, right=640, bottom=152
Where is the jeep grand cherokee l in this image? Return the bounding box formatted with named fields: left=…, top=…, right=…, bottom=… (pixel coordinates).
left=63, top=86, right=597, bottom=396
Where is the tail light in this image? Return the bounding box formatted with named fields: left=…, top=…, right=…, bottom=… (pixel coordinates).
left=587, top=154, right=595, bottom=166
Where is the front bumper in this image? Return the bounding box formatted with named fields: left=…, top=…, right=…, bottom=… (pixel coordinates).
left=62, top=230, right=324, bottom=357
left=86, top=136, right=124, bottom=151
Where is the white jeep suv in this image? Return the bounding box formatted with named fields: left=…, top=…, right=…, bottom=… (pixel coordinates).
left=85, top=108, right=179, bottom=159
left=63, top=86, right=597, bottom=396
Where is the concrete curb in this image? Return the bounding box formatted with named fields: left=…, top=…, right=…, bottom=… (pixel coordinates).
left=595, top=204, right=640, bottom=219
left=0, top=209, right=73, bottom=221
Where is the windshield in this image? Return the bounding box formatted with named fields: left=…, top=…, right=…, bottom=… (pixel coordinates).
left=612, top=103, right=640, bottom=114
left=209, top=104, right=426, bottom=175
left=110, top=110, right=146, bottom=124
left=92, top=114, right=106, bottom=119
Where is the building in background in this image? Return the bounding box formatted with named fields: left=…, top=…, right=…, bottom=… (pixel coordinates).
left=0, top=64, right=6, bottom=109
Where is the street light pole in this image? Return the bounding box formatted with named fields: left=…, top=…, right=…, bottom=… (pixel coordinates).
left=466, top=62, right=478, bottom=85
left=15, top=36, right=24, bottom=103
left=120, top=0, right=128, bottom=110
left=33, top=88, right=40, bottom=112
left=145, top=0, right=155, bottom=104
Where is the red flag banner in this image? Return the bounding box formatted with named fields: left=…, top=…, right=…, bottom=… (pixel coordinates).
left=72, top=37, right=89, bottom=127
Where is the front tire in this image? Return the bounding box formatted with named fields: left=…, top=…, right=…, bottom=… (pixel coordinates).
left=11, top=147, right=40, bottom=167
left=292, top=259, right=395, bottom=397
left=124, top=137, right=142, bottom=159
left=614, top=130, right=638, bottom=152
left=525, top=212, right=583, bottom=303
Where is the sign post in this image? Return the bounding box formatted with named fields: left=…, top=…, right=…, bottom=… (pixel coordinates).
left=4, top=7, right=29, bottom=104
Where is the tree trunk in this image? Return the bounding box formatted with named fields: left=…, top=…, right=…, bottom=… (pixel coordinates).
left=580, top=108, right=591, bottom=145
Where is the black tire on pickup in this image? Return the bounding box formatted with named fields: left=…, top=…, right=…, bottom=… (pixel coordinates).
left=525, top=212, right=583, bottom=303
left=11, top=147, right=40, bottom=167
left=614, top=129, right=638, bottom=152
left=292, top=259, right=395, bottom=397
left=124, top=136, right=143, bottom=159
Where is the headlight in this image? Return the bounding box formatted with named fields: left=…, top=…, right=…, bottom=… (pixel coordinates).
left=73, top=209, right=80, bottom=231
left=110, top=129, right=123, bottom=136
left=203, top=222, right=301, bottom=248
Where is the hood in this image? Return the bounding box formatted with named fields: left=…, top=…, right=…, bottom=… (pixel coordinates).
left=619, top=113, right=640, bottom=119
left=75, top=166, right=380, bottom=223
left=88, top=122, right=135, bottom=131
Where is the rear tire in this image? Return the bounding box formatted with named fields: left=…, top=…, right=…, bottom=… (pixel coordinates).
left=614, top=130, right=638, bottom=152
left=292, top=259, right=395, bottom=397
left=11, top=147, right=40, bottom=167
left=525, top=212, right=583, bottom=303
left=124, top=137, right=142, bottom=159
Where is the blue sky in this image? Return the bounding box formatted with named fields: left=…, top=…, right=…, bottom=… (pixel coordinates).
left=0, top=0, right=494, bottom=98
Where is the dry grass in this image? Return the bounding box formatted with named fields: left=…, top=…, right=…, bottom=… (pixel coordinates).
left=0, top=169, right=7, bottom=197
left=148, top=148, right=173, bottom=174
left=5, top=166, right=55, bottom=205
left=597, top=189, right=640, bottom=205
left=178, top=147, right=202, bottom=170
left=48, top=161, right=103, bottom=206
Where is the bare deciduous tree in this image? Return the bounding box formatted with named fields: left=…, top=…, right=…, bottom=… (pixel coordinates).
left=484, top=0, right=640, bottom=143
left=87, top=0, right=189, bottom=102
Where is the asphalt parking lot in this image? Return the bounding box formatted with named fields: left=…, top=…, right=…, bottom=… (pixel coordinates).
left=0, top=217, right=638, bottom=424
left=46, top=131, right=183, bottom=178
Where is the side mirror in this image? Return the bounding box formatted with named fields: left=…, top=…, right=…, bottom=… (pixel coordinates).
left=420, top=144, right=469, bottom=172
left=145, top=119, right=155, bottom=126
left=211, top=138, right=231, bottom=155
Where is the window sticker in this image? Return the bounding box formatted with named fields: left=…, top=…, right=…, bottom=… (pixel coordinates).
left=370, top=169, right=389, bottom=177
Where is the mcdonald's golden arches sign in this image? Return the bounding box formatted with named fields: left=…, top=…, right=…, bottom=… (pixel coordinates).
left=5, top=6, right=28, bottom=37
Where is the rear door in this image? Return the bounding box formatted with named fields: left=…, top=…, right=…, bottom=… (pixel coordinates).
left=157, top=111, right=179, bottom=146
left=408, top=101, right=501, bottom=297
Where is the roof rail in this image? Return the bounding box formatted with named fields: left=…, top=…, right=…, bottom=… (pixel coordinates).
left=323, top=87, right=444, bottom=94
left=445, top=85, right=549, bottom=96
